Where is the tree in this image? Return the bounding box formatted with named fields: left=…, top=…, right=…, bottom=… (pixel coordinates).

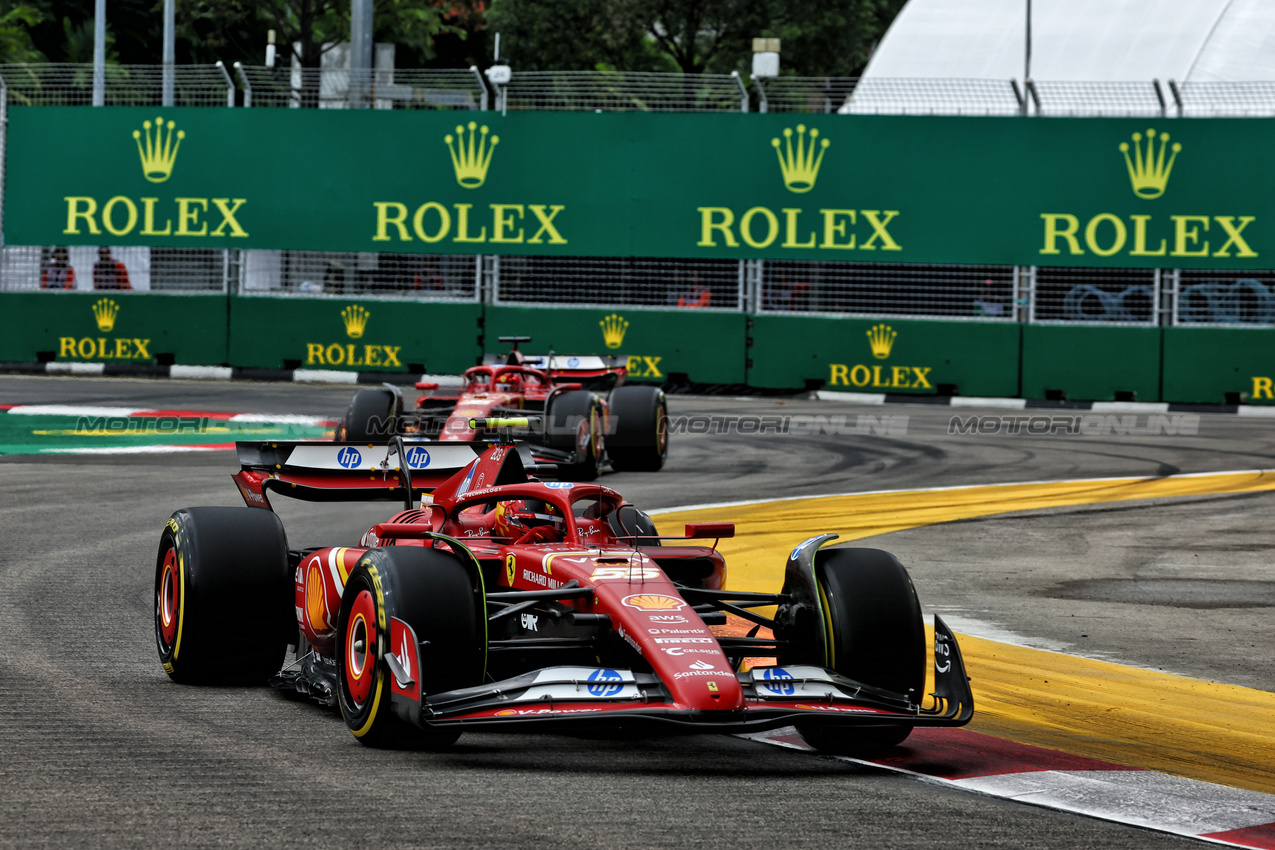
left=487, top=0, right=906, bottom=76
left=0, top=2, right=45, bottom=63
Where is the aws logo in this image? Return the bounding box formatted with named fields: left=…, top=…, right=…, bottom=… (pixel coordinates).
left=63, top=115, right=249, bottom=241
left=305, top=304, right=404, bottom=369
left=826, top=324, right=935, bottom=391
left=697, top=123, right=901, bottom=254
left=58, top=297, right=153, bottom=361
left=1040, top=127, right=1257, bottom=260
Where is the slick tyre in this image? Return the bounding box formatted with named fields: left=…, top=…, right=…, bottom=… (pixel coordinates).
left=337, top=547, right=485, bottom=749
left=545, top=390, right=604, bottom=481
left=606, top=386, right=668, bottom=472
left=794, top=548, right=925, bottom=756
left=339, top=388, right=398, bottom=443
left=155, top=507, right=293, bottom=684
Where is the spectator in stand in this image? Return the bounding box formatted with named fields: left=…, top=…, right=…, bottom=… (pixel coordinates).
left=677, top=273, right=711, bottom=308
left=41, top=246, right=75, bottom=290
left=974, top=278, right=1005, bottom=317
left=93, top=247, right=132, bottom=290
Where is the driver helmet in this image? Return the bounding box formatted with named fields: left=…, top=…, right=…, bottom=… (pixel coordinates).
left=495, top=498, right=563, bottom=538
left=495, top=371, right=523, bottom=392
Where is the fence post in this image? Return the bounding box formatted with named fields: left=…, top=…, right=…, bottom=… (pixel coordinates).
left=470, top=66, right=488, bottom=111
left=234, top=62, right=252, bottom=108
left=731, top=71, right=749, bottom=113
left=215, top=60, right=234, bottom=107
left=753, top=75, right=768, bottom=113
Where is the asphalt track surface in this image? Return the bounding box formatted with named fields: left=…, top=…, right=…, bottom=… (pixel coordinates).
left=2, top=375, right=1272, bottom=848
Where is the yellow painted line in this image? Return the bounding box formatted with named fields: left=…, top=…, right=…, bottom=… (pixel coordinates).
left=657, top=471, right=1275, bottom=795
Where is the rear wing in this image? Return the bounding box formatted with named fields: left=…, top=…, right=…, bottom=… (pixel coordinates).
left=231, top=439, right=533, bottom=510
left=484, top=353, right=629, bottom=381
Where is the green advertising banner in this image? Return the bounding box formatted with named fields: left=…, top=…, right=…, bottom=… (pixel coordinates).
left=228, top=295, right=481, bottom=373
left=485, top=305, right=747, bottom=384
left=748, top=314, right=1020, bottom=395
left=1021, top=325, right=1162, bottom=402
left=1162, top=326, right=1275, bottom=405
left=0, top=291, right=227, bottom=364
left=6, top=107, right=1273, bottom=268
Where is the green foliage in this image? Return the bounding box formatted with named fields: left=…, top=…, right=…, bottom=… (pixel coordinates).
left=489, top=0, right=905, bottom=76
left=0, top=2, right=45, bottom=63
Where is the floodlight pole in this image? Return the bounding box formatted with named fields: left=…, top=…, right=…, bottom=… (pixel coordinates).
left=93, top=0, right=106, bottom=106
left=162, top=0, right=175, bottom=106
left=350, top=0, right=373, bottom=108
left=1024, top=0, right=1032, bottom=83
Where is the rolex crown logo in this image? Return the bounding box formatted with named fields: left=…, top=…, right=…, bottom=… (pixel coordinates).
left=1119, top=128, right=1181, bottom=200
left=342, top=305, right=370, bottom=339
left=133, top=116, right=185, bottom=183
left=600, top=313, right=629, bottom=349
left=772, top=124, right=830, bottom=194
left=866, top=323, right=896, bottom=359
left=445, top=121, right=499, bottom=189
left=92, top=298, right=119, bottom=333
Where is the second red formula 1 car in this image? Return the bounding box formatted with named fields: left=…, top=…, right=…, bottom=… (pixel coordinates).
left=155, top=421, right=972, bottom=753
left=335, top=337, right=668, bottom=480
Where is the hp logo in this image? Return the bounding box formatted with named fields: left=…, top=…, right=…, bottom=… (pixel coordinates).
left=404, top=446, right=431, bottom=469
left=336, top=447, right=362, bottom=469
left=586, top=668, right=624, bottom=697
left=757, top=667, right=795, bottom=696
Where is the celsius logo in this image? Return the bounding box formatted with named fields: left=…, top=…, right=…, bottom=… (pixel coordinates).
left=336, top=447, right=362, bottom=468
left=404, top=446, right=431, bottom=468
left=586, top=668, right=624, bottom=697
left=757, top=667, right=795, bottom=696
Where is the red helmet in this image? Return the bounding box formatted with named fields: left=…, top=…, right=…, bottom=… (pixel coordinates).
left=495, top=498, right=562, bottom=538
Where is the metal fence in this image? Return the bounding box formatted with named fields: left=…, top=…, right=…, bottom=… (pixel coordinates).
left=5, top=64, right=1275, bottom=327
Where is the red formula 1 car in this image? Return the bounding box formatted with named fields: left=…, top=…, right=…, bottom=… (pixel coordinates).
left=154, top=422, right=973, bottom=753
left=334, top=337, right=668, bottom=480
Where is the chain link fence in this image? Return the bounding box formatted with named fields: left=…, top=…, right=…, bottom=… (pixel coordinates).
left=5, top=64, right=1275, bottom=327
left=240, top=250, right=480, bottom=300
left=492, top=256, right=742, bottom=310
left=234, top=65, right=486, bottom=110
left=498, top=70, right=749, bottom=112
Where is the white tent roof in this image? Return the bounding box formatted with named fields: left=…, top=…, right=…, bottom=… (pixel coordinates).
left=861, top=0, right=1275, bottom=82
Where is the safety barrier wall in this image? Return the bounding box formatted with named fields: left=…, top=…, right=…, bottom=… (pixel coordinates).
left=747, top=314, right=1021, bottom=397
left=5, top=290, right=1272, bottom=404
left=227, top=295, right=481, bottom=374
left=0, top=291, right=227, bottom=365
left=1020, top=325, right=1162, bottom=402
left=484, top=305, right=748, bottom=385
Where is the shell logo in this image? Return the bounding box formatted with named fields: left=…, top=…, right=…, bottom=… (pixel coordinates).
left=622, top=593, right=685, bottom=611
left=495, top=709, right=517, bottom=717
left=305, top=564, right=330, bottom=631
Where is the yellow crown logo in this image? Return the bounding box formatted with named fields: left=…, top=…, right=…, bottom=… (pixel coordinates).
left=92, top=298, right=119, bottom=332
left=445, top=121, right=499, bottom=189
left=132, top=116, right=185, bottom=183
left=771, top=124, right=830, bottom=194
left=1119, top=128, right=1181, bottom=199
left=866, top=323, right=896, bottom=359
left=342, top=305, right=370, bottom=339
left=600, top=313, right=629, bottom=349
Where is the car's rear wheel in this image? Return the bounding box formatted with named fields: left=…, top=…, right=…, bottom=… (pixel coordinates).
left=606, top=386, right=668, bottom=472
left=154, top=507, right=293, bottom=684
left=339, top=388, right=398, bottom=443
left=337, top=546, right=485, bottom=748
left=545, top=390, right=603, bottom=481
left=790, top=547, right=925, bottom=755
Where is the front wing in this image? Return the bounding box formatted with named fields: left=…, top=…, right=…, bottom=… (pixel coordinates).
left=391, top=617, right=973, bottom=734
